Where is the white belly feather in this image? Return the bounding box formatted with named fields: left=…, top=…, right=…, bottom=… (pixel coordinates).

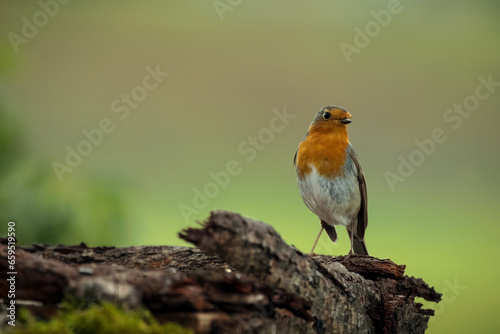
left=298, top=165, right=360, bottom=227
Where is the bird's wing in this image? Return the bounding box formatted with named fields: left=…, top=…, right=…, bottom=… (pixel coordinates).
left=321, top=220, right=338, bottom=243
left=350, top=149, right=368, bottom=241
left=294, top=130, right=310, bottom=167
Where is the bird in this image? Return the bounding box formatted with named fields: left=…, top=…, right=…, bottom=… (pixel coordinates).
left=294, top=105, right=368, bottom=256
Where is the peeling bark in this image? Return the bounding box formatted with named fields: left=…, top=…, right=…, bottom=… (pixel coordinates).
left=0, top=210, right=441, bottom=333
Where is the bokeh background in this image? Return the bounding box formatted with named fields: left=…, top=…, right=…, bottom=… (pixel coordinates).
left=1, top=1, right=499, bottom=332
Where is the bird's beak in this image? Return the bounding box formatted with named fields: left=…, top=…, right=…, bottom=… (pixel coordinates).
left=340, top=118, right=351, bottom=124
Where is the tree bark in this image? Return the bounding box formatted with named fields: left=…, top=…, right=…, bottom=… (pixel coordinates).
left=0, top=210, right=441, bottom=333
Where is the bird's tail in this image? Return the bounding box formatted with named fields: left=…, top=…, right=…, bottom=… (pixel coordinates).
left=352, top=235, right=368, bottom=256
left=347, top=227, right=369, bottom=255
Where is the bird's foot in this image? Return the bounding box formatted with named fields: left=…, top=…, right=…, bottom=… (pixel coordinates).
left=344, top=249, right=361, bottom=260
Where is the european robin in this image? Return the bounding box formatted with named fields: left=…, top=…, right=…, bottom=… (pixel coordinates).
left=294, top=105, right=368, bottom=256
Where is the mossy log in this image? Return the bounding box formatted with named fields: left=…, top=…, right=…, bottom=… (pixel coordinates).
left=0, top=210, right=441, bottom=333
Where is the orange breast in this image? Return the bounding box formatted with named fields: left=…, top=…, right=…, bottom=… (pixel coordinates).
left=296, top=124, right=349, bottom=179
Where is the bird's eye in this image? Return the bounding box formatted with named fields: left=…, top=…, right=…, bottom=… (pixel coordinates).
left=323, top=112, right=331, bottom=120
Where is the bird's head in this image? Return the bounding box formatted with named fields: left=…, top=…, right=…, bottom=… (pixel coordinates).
left=310, top=106, right=352, bottom=132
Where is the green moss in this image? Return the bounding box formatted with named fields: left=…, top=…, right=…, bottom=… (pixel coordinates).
left=6, top=302, right=192, bottom=334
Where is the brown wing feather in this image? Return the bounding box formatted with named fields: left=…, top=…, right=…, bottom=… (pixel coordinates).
left=350, top=149, right=368, bottom=241
left=321, top=220, right=338, bottom=243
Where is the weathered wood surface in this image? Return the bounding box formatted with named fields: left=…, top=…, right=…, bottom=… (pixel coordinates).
left=0, top=210, right=441, bottom=333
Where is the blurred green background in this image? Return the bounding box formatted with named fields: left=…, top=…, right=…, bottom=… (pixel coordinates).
left=1, top=1, right=499, bottom=332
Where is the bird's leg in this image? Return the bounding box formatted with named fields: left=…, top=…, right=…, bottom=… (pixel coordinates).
left=347, top=227, right=355, bottom=258
left=309, top=226, right=324, bottom=255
